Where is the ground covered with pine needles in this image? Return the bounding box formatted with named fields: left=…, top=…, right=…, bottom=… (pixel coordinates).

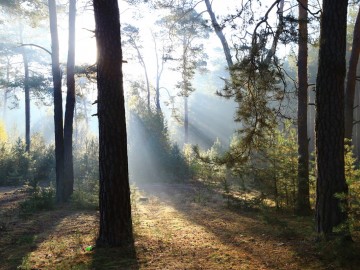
left=0, top=182, right=359, bottom=270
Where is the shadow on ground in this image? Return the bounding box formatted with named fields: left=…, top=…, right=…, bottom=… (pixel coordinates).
left=135, top=181, right=360, bottom=270
left=91, top=243, right=138, bottom=270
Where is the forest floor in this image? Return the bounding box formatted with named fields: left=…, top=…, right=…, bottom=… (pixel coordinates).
left=0, top=182, right=359, bottom=270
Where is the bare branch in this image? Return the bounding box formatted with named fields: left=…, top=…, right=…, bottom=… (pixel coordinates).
left=17, top=43, right=52, bottom=56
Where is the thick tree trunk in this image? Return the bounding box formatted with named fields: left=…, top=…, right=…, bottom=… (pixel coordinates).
left=63, top=0, right=76, bottom=200
left=94, top=0, right=133, bottom=247
left=296, top=0, right=311, bottom=215
left=48, top=0, right=65, bottom=203
left=204, top=0, right=233, bottom=69
left=345, top=6, right=360, bottom=141
left=315, top=0, right=349, bottom=236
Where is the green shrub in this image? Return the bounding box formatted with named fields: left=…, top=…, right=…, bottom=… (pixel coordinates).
left=127, top=96, right=190, bottom=182
left=19, top=187, right=55, bottom=215
left=72, top=137, right=99, bottom=209
left=193, top=121, right=299, bottom=211
left=0, top=133, right=55, bottom=186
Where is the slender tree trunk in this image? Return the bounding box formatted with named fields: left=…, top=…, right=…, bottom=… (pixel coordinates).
left=355, top=88, right=360, bottom=156
left=3, top=58, right=10, bottom=119
left=74, top=102, right=79, bottom=146
left=296, top=0, right=311, bottom=215
left=94, top=0, right=134, bottom=247
left=308, top=91, right=315, bottom=154
left=23, top=52, right=30, bottom=152
left=152, top=33, right=164, bottom=112
left=63, top=0, right=76, bottom=200
left=265, top=0, right=284, bottom=64
left=48, top=0, right=65, bottom=203
left=19, top=24, right=30, bottom=152
left=184, top=96, right=188, bottom=144
left=315, top=0, right=349, bottom=237
left=204, top=0, right=233, bottom=69
left=345, top=5, right=360, bottom=141
left=131, top=37, right=151, bottom=111
left=182, top=37, right=190, bottom=145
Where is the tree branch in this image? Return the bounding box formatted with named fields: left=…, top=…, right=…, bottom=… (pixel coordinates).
left=18, top=43, right=52, bottom=56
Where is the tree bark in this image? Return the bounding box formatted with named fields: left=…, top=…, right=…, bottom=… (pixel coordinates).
left=93, top=0, right=134, bottom=247
left=19, top=24, right=30, bottom=152
left=3, top=57, right=10, bottom=119
left=48, top=0, right=65, bottom=203
left=265, top=0, right=284, bottom=64
left=23, top=52, right=30, bottom=152
left=184, top=96, right=188, bottom=144
left=315, top=0, right=349, bottom=236
left=152, top=33, right=164, bottom=112
left=345, top=5, right=360, bottom=141
left=63, top=0, right=76, bottom=200
left=134, top=40, right=150, bottom=111
left=204, top=0, right=233, bottom=69
left=296, top=0, right=311, bottom=215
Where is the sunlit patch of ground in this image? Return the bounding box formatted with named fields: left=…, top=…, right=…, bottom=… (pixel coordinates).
left=133, top=183, right=322, bottom=270
left=25, top=212, right=97, bottom=269
left=0, top=182, right=359, bottom=269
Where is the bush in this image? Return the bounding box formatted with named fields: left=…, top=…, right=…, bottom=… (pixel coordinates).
left=19, top=187, right=55, bottom=215
left=0, top=133, right=55, bottom=187
left=343, top=142, right=360, bottom=232
left=193, top=121, right=299, bottom=211
left=71, top=136, right=99, bottom=209
left=127, top=97, right=190, bottom=182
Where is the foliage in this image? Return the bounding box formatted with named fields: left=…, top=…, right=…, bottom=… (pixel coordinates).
left=219, top=57, right=283, bottom=156
left=127, top=83, right=189, bottom=182
left=228, top=121, right=298, bottom=210
left=255, top=121, right=298, bottom=210
left=343, top=142, right=360, bottom=231
left=193, top=121, right=298, bottom=211
left=160, top=7, right=209, bottom=99
left=0, top=120, right=8, bottom=142
left=19, top=186, right=55, bottom=215
left=0, top=132, right=54, bottom=186
left=72, top=137, right=99, bottom=209
left=310, top=140, right=360, bottom=233
left=191, top=138, right=226, bottom=183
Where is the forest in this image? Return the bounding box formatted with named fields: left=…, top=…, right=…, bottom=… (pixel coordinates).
left=1, top=0, right=360, bottom=269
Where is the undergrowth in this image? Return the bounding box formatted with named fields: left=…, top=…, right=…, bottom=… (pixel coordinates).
left=19, top=187, right=55, bottom=216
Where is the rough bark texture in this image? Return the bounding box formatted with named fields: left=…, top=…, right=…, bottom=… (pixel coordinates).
left=63, top=0, right=76, bottom=200
left=94, top=0, right=134, bottom=247
left=296, top=0, right=311, bottom=215
left=48, top=0, right=65, bottom=203
left=204, top=0, right=232, bottom=68
left=315, top=0, right=349, bottom=236
left=345, top=6, right=360, bottom=141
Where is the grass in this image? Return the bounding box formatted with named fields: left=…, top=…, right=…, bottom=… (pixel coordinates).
left=0, top=183, right=359, bottom=269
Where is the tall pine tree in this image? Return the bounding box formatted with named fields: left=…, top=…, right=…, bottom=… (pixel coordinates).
left=94, top=0, right=134, bottom=246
